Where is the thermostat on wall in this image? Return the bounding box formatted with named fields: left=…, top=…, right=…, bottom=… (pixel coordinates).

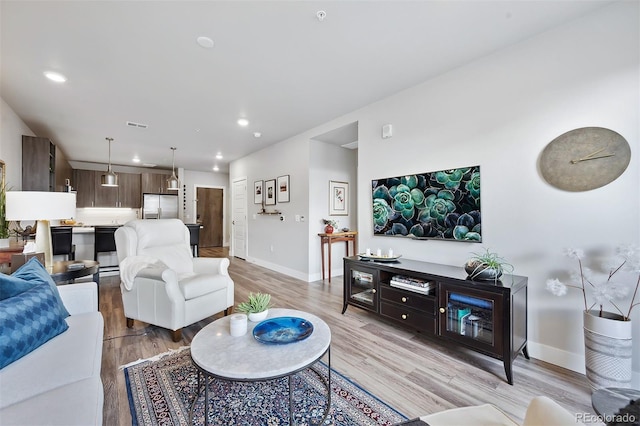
left=382, top=124, right=393, bottom=139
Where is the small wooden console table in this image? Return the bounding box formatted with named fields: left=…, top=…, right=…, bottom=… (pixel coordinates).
left=318, top=231, right=357, bottom=283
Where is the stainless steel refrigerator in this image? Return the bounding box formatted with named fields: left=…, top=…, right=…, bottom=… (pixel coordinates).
left=142, top=193, right=179, bottom=219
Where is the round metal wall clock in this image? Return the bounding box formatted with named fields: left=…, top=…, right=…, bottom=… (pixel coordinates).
left=539, top=127, right=631, bottom=192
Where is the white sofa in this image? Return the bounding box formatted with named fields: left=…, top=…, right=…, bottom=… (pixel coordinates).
left=0, top=282, right=104, bottom=425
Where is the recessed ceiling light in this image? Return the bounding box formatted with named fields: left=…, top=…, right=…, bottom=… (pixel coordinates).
left=215, top=153, right=223, bottom=160
left=237, top=118, right=249, bottom=127
left=253, top=132, right=262, bottom=138
left=44, top=71, right=67, bottom=83
left=132, top=157, right=141, bottom=163
left=213, top=165, right=219, bottom=172
left=197, top=36, right=214, bottom=48
left=142, top=163, right=157, bottom=167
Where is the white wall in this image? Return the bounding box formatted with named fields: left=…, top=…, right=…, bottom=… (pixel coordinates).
left=308, top=140, right=357, bottom=281
left=0, top=97, right=36, bottom=189
left=230, top=137, right=311, bottom=279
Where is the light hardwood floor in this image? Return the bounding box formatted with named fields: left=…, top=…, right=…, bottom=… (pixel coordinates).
left=100, top=248, right=600, bottom=425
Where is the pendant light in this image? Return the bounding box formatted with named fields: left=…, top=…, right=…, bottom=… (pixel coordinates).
left=167, top=147, right=179, bottom=191
left=101, top=137, right=118, bottom=187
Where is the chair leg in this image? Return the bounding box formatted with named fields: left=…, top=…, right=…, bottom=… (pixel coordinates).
left=126, top=318, right=134, bottom=328
left=224, top=306, right=233, bottom=316
left=171, top=329, right=182, bottom=342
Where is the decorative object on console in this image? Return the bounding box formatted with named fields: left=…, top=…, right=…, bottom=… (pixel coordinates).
left=101, top=137, right=118, bottom=187
left=5, top=191, right=76, bottom=268
left=236, top=292, right=272, bottom=322
left=372, top=165, right=481, bottom=242
left=264, top=179, right=276, bottom=205
left=277, top=175, right=290, bottom=203
left=464, top=248, right=513, bottom=281
left=540, top=127, right=631, bottom=192
left=322, top=218, right=337, bottom=234
left=546, top=246, right=639, bottom=391
left=329, top=180, right=348, bottom=216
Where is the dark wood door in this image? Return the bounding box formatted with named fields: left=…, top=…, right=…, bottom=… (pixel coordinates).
left=196, top=187, right=223, bottom=247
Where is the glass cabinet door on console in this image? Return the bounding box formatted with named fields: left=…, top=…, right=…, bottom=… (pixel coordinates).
left=342, top=264, right=378, bottom=314
left=438, top=283, right=504, bottom=357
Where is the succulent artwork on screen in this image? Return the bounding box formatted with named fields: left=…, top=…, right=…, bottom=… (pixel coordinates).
left=371, top=165, right=481, bottom=242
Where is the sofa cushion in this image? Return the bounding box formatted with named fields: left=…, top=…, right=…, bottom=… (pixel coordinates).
left=179, top=273, right=230, bottom=300
left=0, top=377, right=103, bottom=426
left=0, top=311, right=103, bottom=408
left=0, top=282, right=70, bottom=369
left=0, top=257, right=70, bottom=317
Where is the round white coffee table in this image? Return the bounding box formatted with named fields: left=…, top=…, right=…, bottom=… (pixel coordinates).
left=190, top=308, right=332, bottom=425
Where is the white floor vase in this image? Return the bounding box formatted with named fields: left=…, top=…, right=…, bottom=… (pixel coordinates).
left=583, top=310, right=633, bottom=392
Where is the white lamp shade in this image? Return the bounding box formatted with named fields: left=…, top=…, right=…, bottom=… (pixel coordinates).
left=5, top=191, right=77, bottom=221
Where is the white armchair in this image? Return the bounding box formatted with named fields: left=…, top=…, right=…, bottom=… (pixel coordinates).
left=114, top=219, right=234, bottom=341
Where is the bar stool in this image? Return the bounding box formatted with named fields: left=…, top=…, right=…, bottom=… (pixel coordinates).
left=186, top=224, right=200, bottom=257
left=51, top=226, right=75, bottom=261
left=94, top=226, right=119, bottom=271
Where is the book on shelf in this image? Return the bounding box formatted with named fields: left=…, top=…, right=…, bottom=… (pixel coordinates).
left=389, top=275, right=433, bottom=295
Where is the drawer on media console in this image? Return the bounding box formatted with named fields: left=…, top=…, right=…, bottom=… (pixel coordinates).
left=380, top=301, right=436, bottom=334
left=380, top=285, right=436, bottom=314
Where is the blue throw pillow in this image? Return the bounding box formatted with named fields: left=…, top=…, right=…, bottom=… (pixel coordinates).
left=0, top=257, right=69, bottom=317
left=0, top=282, right=70, bottom=369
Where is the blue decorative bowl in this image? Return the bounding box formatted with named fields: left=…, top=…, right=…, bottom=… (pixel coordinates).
left=253, top=317, right=314, bottom=344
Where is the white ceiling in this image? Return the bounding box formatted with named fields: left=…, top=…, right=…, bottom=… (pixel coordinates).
left=1, top=1, right=612, bottom=173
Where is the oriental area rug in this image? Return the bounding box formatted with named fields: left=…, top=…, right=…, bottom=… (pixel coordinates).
left=123, top=347, right=407, bottom=426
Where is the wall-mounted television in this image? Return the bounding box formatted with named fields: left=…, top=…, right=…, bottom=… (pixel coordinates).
left=372, top=165, right=481, bottom=242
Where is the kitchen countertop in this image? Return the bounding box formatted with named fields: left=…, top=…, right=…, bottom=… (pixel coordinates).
left=71, top=225, right=122, bottom=234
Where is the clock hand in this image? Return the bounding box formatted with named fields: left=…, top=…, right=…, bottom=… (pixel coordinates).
left=582, top=147, right=607, bottom=159
left=570, top=153, right=616, bottom=164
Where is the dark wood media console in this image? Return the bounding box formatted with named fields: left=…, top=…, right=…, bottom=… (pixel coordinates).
left=342, top=256, right=528, bottom=384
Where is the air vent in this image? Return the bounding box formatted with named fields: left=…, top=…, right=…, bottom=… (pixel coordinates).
left=126, top=121, right=148, bottom=129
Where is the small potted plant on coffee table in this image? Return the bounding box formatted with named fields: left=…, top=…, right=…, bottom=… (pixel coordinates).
left=236, top=292, right=273, bottom=322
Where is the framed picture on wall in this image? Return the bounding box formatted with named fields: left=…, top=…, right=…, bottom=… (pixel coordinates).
left=277, top=175, right=290, bottom=203
left=265, top=179, right=276, bottom=205
left=254, top=180, right=263, bottom=204
left=329, top=180, right=348, bottom=216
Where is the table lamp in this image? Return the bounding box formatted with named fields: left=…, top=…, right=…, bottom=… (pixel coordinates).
left=5, top=191, right=76, bottom=268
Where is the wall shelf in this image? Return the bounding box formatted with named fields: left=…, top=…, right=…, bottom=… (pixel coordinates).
left=257, top=210, right=281, bottom=215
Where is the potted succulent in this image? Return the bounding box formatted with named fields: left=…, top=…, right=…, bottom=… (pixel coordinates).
left=236, top=292, right=273, bottom=322
left=464, top=248, right=513, bottom=281
left=322, top=218, right=337, bottom=234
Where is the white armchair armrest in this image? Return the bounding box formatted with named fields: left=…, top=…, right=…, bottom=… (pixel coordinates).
left=192, top=257, right=230, bottom=276
left=58, top=282, right=98, bottom=315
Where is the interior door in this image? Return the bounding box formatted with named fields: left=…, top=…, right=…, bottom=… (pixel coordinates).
left=196, top=187, right=223, bottom=247
left=232, top=178, right=247, bottom=259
